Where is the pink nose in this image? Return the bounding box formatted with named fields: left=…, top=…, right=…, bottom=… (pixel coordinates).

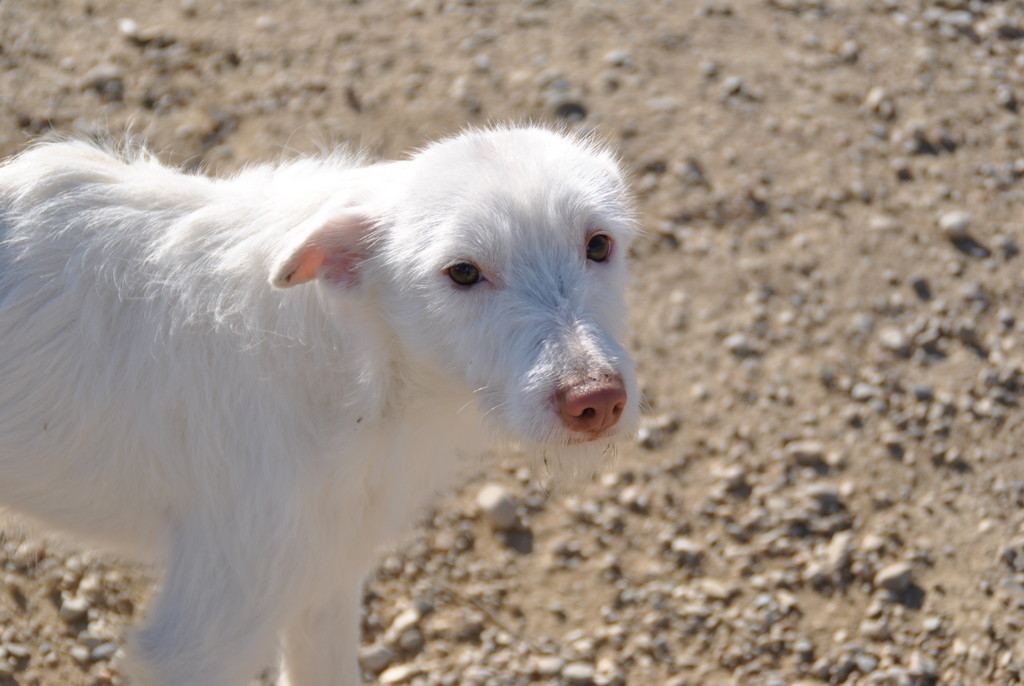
left=556, top=377, right=627, bottom=434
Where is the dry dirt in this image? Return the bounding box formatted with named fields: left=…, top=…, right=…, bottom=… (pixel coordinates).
left=1, top=1, right=1024, bottom=685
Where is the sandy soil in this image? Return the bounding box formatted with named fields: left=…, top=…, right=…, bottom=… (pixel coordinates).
left=1, top=1, right=1024, bottom=685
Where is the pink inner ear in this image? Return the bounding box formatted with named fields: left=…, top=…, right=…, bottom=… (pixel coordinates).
left=319, top=245, right=361, bottom=287
left=286, top=243, right=361, bottom=287
left=287, top=245, right=327, bottom=285
left=273, top=213, right=368, bottom=288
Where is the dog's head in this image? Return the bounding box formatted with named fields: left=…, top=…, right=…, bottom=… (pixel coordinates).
left=271, top=127, right=639, bottom=470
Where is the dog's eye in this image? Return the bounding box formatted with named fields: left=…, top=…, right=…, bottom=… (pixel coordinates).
left=586, top=234, right=612, bottom=262
left=448, top=262, right=481, bottom=286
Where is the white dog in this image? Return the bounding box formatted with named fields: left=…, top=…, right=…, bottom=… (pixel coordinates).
left=0, top=126, right=638, bottom=686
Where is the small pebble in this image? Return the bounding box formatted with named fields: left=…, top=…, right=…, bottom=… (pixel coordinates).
left=650, top=97, right=679, bottom=112
left=254, top=14, right=277, bottom=30
left=475, top=484, right=519, bottom=531
left=116, top=17, right=139, bottom=39
left=787, top=440, right=827, bottom=467
left=878, top=326, right=910, bottom=355
left=908, top=651, right=938, bottom=678
left=854, top=653, right=879, bottom=673
left=723, top=332, right=760, bottom=357
left=70, top=644, right=91, bottom=665
left=604, top=50, right=633, bottom=67
left=562, top=661, right=596, bottom=683
left=59, top=595, right=90, bottom=623
left=358, top=643, right=396, bottom=674
left=535, top=655, right=566, bottom=677
left=860, top=618, right=891, bottom=641
left=397, top=629, right=424, bottom=653
left=90, top=643, right=118, bottom=661
left=938, top=210, right=972, bottom=240
left=378, top=663, right=419, bottom=685
left=874, top=562, right=914, bottom=593
left=868, top=214, right=902, bottom=232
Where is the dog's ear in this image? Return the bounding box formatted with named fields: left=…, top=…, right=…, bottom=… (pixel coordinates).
left=269, top=210, right=372, bottom=289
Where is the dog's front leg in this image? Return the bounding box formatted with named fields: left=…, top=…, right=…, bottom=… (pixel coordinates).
left=125, top=508, right=299, bottom=686
left=281, top=586, right=361, bottom=686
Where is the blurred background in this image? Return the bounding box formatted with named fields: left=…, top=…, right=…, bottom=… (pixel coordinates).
left=1, top=1, right=1024, bottom=684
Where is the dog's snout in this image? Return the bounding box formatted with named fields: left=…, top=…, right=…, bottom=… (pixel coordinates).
left=556, top=376, right=627, bottom=435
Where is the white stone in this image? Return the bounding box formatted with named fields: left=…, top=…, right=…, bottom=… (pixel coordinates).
left=535, top=655, right=566, bottom=677
left=562, top=661, right=596, bottom=683
left=868, top=214, right=902, bottom=232
left=59, top=595, right=90, bottom=623
left=378, top=663, right=419, bottom=685
left=70, top=644, right=91, bottom=664
left=604, top=50, right=634, bottom=67
left=117, top=18, right=139, bottom=38
left=938, top=210, right=972, bottom=239
left=358, top=643, right=396, bottom=674
left=475, top=483, right=519, bottom=531
left=874, top=561, right=914, bottom=593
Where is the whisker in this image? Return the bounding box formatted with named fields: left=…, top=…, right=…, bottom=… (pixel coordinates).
left=456, top=385, right=492, bottom=415
left=481, top=401, right=509, bottom=420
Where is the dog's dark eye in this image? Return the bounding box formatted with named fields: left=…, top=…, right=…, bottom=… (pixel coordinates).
left=586, top=234, right=612, bottom=262
left=448, top=262, right=481, bottom=286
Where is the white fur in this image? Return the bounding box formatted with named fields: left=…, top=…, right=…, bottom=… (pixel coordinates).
left=0, top=126, right=638, bottom=686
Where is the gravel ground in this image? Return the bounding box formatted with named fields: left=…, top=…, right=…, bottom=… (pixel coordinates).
left=2, top=1, right=1024, bottom=685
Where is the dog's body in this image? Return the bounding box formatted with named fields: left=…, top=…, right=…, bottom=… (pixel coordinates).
left=0, top=127, right=638, bottom=686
